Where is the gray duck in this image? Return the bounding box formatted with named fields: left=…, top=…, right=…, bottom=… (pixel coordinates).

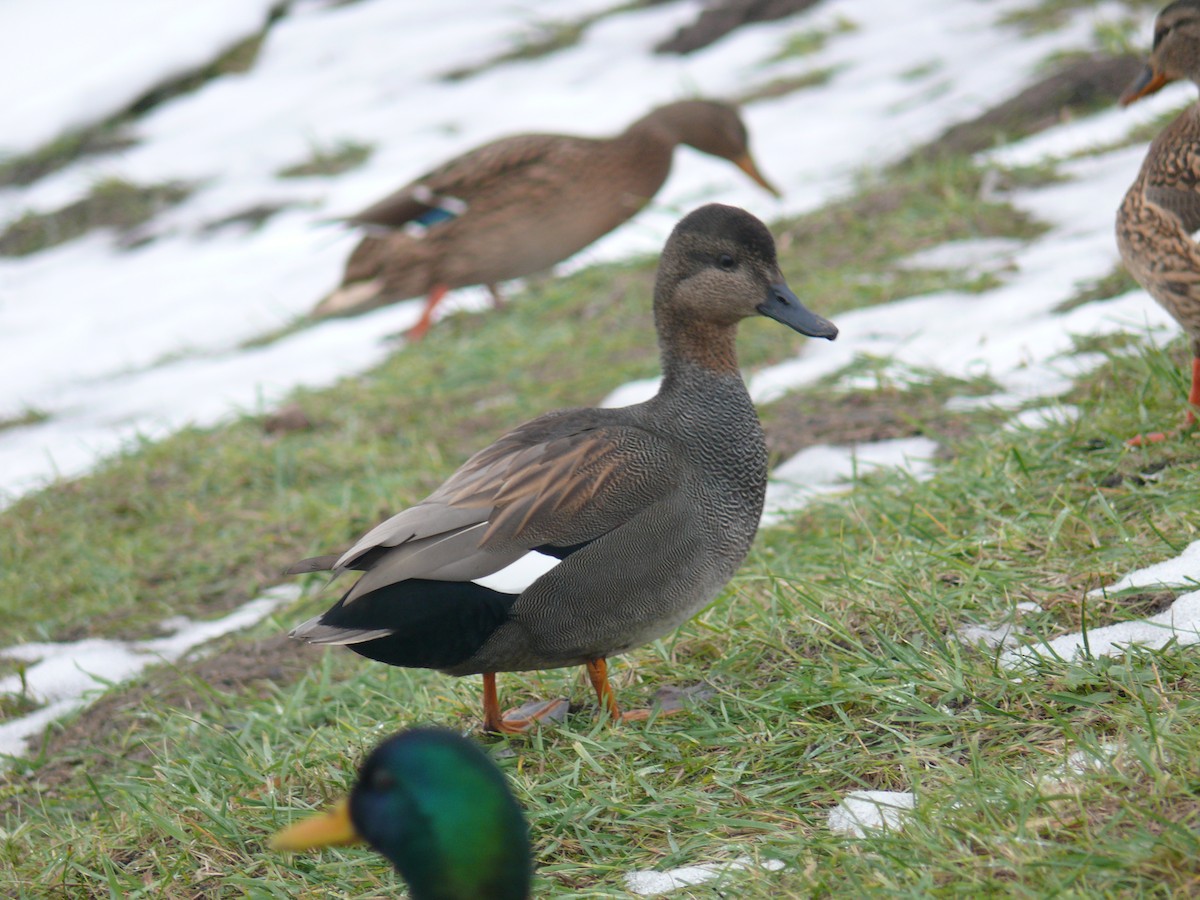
left=1118, top=0, right=1200, bottom=442
left=286, top=203, right=837, bottom=733
left=313, top=100, right=780, bottom=339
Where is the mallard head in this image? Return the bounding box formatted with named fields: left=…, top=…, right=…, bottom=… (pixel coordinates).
left=1122, top=0, right=1200, bottom=104
left=271, top=728, right=531, bottom=900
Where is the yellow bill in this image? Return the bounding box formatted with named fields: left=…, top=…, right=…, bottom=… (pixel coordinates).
left=1120, top=65, right=1173, bottom=106
left=269, top=797, right=361, bottom=851
left=735, top=153, right=782, bottom=198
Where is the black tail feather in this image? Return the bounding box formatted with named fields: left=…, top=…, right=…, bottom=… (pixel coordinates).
left=318, top=579, right=518, bottom=670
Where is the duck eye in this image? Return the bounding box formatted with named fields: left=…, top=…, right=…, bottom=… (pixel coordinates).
left=370, top=770, right=396, bottom=791
left=718, top=254, right=736, bottom=270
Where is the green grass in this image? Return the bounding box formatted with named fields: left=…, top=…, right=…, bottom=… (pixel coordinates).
left=734, top=67, right=842, bottom=105
left=0, top=408, right=50, bottom=433
left=1057, top=264, right=1141, bottom=313
left=276, top=141, right=373, bottom=179
left=0, top=178, right=193, bottom=257
left=0, top=126, right=137, bottom=190
left=441, top=2, right=657, bottom=82
left=1000, top=0, right=1160, bottom=36
left=767, top=17, right=857, bottom=63
left=4, top=144, right=1200, bottom=896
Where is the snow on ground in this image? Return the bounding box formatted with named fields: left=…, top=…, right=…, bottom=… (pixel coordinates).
left=1088, top=539, right=1200, bottom=596
left=956, top=600, right=1044, bottom=650
left=0, top=585, right=298, bottom=760
left=1003, top=590, right=1200, bottom=667
left=761, top=436, right=938, bottom=526
left=624, top=857, right=786, bottom=896
left=0, top=0, right=1140, bottom=504
left=827, top=790, right=916, bottom=837
left=0, top=0, right=282, bottom=156
left=983, top=540, right=1200, bottom=668
left=749, top=144, right=1180, bottom=408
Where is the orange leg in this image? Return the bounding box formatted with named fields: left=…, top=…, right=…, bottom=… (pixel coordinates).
left=1187, top=356, right=1200, bottom=428
left=480, top=672, right=568, bottom=734
left=585, top=658, right=622, bottom=721
left=584, top=658, right=694, bottom=723
left=1127, top=356, right=1200, bottom=446
left=406, top=283, right=449, bottom=341
left=486, top=283, right=505, bottom=309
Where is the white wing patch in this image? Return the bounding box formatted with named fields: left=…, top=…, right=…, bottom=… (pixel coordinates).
left=473, top=551, right=561, bottom=593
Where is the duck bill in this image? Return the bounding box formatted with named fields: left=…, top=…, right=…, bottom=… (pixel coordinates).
left=1120, top=64, right=1173, bottom=106
left=757, top=283, right=837, bottom=340
left=735, top=153, right=782, bottom=198
left=269, top=797, right=361, bottom=851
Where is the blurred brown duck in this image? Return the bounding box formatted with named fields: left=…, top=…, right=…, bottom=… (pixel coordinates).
left=286, top=204, right=836, bottom=733
left=1117, top=0, right=1200, bottom=443
left=313, top=100, right=781, bottom=339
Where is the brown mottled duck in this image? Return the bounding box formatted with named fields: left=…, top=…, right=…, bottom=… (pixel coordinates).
left=1118, top=0, right=1200, bottom=443
left=314, top=100, right=781, bottom=339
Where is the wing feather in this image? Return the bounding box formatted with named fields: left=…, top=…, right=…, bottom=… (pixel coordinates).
left=293, top=412, right=680, bottom=606
left=346, top=134, right=581, bottom=230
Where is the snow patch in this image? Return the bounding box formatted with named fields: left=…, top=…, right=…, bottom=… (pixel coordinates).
left=624, top=856, right=785, bottom=896
left=0, top=585, right=298, bottom=759
left=0, top=0, right=1133, bottom=504
left=827, top=790, right=915, bottom=837
left=1005, top=403, right=1081, bottom=431
left=1002, top=590, right=1200, bottom=667
left=1087, top=540, right=1200, bottom=597
left=761, top=437, right=938, bottom=527
left=898, top=236, right=1025, bottom=278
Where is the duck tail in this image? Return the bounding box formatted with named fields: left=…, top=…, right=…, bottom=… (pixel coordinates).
left=289, top=614, right=394, bottom=645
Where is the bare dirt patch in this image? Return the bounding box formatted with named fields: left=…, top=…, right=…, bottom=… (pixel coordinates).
left=904, top=54, right=1143, bottom=164
left=656, top=0, right=824, bottom=55
left=762, top=387, right=986, bottom=463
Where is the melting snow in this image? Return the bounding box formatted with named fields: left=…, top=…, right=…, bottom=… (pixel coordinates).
left=0, top=585, right=298, bottom=759
left=827, top=790, right=916, bottom=837
left=762, top=436, right=938, bottom=527
left=624, top=856, right=786, bottom=896
left=898, top=236, right=1026, bottom=279
left=0, top=0, right=281, bottom=155
left=1002, top=590, right=1200, bottom=667
left=1087, top=540, right=1200, bottom=597
left=0, top=0, right=1148, bottom=505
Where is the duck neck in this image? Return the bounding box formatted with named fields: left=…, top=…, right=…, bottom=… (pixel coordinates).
left=656, top=310, right=742, bottom=389
left=621, top=103, right=694, bottom=150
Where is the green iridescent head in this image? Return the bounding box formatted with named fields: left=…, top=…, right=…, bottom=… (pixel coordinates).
left=272, top=728, right=531, bottom=900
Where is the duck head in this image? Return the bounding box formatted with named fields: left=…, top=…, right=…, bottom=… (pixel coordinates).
left=270, top=728, right=531, bottom=900
left=652, top=101, right=782, bottom=197
left=654, top=203, right=837, bottom=341
left=1122, top=0, right=1200, bottom=104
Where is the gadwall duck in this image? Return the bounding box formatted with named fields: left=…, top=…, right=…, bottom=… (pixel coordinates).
left=313, top=100, right=780, bottom=339
left=1117, top=0, right=1200, bottom=442
left=286, top=204, right=837, bottom=733
left=272, top=728, right=531, bottom=900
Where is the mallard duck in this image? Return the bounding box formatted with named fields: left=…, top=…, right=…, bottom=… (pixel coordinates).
left=285, top=204, right=837, bottom=733
left=313, top=100, right=781, bottom=339
left=270, top=727, right=531, bottom=900
left=1117, top=0, right=1200, bottom=443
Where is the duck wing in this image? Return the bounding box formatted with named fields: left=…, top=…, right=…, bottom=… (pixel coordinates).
left=1140, top=111, right=1200, bottom=237
left=346, top=134, right=582, bottom=231
left=290, top=410, right=680, bottom=604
